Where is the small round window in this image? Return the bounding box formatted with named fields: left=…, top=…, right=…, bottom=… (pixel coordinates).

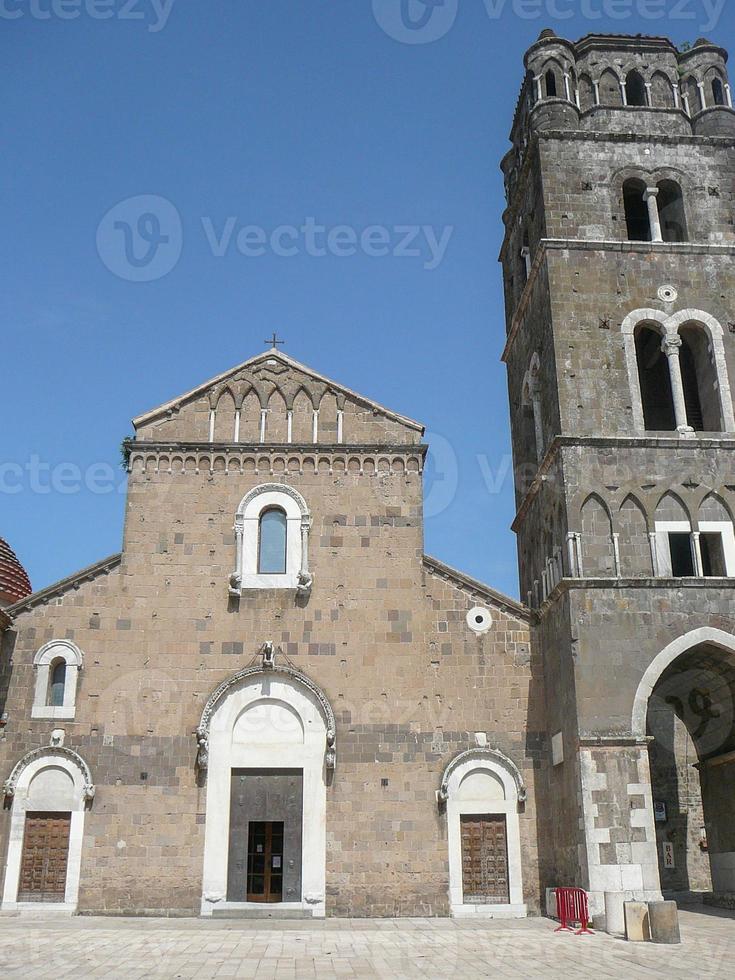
left=466, top=606, right=493, bottom=634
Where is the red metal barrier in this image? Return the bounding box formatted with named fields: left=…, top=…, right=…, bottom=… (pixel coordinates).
left=554, top=888, right=594, bottom=935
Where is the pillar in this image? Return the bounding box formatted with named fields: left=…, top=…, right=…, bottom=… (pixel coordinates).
left=661, top=335, right=694, bottom=434
left=643, top=187, right=663, bottom=243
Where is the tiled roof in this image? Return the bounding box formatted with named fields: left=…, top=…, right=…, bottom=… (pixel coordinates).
left=0, top=537, right=32, bottom=605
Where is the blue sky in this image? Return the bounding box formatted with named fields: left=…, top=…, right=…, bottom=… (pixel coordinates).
left=2, top=0, right=732, bottom=599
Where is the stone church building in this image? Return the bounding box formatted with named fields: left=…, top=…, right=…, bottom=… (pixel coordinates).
left=2, top=31, right=735, bottom=925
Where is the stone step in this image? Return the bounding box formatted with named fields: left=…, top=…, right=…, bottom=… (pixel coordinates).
left=211, top=908, right=313, bottom=920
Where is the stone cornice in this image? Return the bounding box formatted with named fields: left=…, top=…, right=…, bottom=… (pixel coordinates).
left=422, top=555, right=529, bottom=622
left=512, top=436, right=735, bottom=532
left=534, top=575, right=735, bottom=621
left=6, top=553, right=122, bottom=618
left=127, top=442, right=427, bottom=476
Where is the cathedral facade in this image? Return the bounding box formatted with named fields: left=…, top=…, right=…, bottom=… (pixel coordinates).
left=2, top=31, right=735, bottom=925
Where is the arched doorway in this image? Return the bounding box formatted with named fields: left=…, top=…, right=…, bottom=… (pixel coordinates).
left=1, top=745, right=95, bottom=912
left=198, top=661, right=335, bottom=918
left=439, top=748, right=527, bottom=918
left=634, top=629, right=735, bottom=900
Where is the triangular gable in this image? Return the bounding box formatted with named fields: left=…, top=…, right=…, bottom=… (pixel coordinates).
left=133, top=349, right=424, bottom=434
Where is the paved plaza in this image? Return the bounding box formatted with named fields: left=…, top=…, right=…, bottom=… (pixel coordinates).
left=0, top=907, right=733, bottom=979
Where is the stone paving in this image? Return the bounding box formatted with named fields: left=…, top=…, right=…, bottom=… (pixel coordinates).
left=0, top=907, right=733, bottom=979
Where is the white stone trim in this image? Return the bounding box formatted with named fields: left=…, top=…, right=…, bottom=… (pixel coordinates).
left=441, top=750, right=526, bottom=918
left=200, top=673, right=329, bottom=918
left=230, top=484, right=311, bottom=593
left=1, top=748, right=93, bottom=912
left=31, top=641, right=83, bottom=721
left=654, top=520, right=693, bottom=577
left=632, top=627, right=735, bottom=738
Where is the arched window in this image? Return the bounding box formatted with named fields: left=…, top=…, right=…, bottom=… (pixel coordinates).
left=599, top=68, right=623, bottom=106
left=679, top=325, right=721, bottom=431
left=258, top=508, right=287, bottom=574
left=657, top=180, right=687, bottom=243
left=31, top=640, right=83, bottom=720
left=650, top=71, right=674, bottom=107
left=635, top=324, right=676, bottom=431
left=48, top=661, right=66, bottom=707
left=683, top=76, right=700, bottom=113
left=626, top=70, right=647, bottom=106
left=578, top=74, right=594, bottom=110
left=623, top=179, right=651, bottom=241
left=712, top=76, right=726, bottom=106
left=544, top=69, right=557, bottom=98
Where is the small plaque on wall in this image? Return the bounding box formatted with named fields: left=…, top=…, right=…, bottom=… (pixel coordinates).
left=654, top=801, right=667, bottom=823
left=663, top=842, right=675, bottom=869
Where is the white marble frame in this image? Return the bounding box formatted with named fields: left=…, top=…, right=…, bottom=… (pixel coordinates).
left=622, top=308, right=735, bottom=435
left=445, top=755, right=526, bottom=918
left=1, top=751, right=90, bottom=912
left=31, top=640, right=83, bottom=721
left=233, top=484, right=311, bottom=591
left=200, top=673, right=328, bottom=918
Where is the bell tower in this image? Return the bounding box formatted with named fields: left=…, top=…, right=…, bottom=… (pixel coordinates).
left=501, top=31, right=735, bottom=920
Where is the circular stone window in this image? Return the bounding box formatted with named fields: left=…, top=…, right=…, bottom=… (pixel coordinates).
left=658, top=285, right=678, bottom=303
left=466, top=606, right=493, bottom=634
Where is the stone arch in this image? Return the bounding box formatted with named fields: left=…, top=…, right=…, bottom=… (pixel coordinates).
left=291, top=388, right=314, bottom=444
left=239, top=389, right=261, bottom=443
left=1, top=746, right=94, bottom=911
left=617, top=494, right=652, bottom=577
left=265, top=389, right=288, bottom=443
left=578, top=73, right=595, bottom=110
left=625, top=69, right=647, bottom=106
left=683, top=75, right=701, bottom=113
left=667, top=310, right=735, bottom=432
left=699, top=492, right=733, bottom=524
left=198, top=663, right=335, bottom=917
left=599, top=67, right=623, bottom=106
left=580, top=493, right=615, bottom=577
left=651, top=70, right=674, bottom=107
left=213, top=388, right=236, bottom=441
left=439, top=748, right=527, bottom=917
left=541, top=58, right=564, bottom=99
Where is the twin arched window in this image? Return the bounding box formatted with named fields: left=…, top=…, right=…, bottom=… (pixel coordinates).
left=626, top=70, right=647, bottom=107
left=623, top=178, right=687, bottom=243
left=258, top=508, right=287, bottom=574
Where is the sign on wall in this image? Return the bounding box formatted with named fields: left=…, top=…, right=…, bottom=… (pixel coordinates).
left=662, top=842, right=675, bottom=869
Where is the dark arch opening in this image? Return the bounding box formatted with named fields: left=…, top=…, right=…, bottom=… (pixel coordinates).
left=544, top=69, right=558, bottom=98
left=623, top=179, right=651, bottom=241
left=657, top=180, right=688, bottom=243
left=626, top=70, right=647, bottom=106
left=712, top=76, right=726, bottom=106
left=49, top=659, right=67, bottom=708
left=679, top=325, right=721, bottom=431
left=635, top=324, right=676, bottom=431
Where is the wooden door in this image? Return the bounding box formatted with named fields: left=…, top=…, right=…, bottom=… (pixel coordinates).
left=18, top=812, right=71, bottom=903
left=246, top=821, right=284, bottom=902
left=460, top=814, right=510, bottom=904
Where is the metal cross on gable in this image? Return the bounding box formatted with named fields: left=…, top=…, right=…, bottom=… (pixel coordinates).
left=265, top=332, right=285, bottom=349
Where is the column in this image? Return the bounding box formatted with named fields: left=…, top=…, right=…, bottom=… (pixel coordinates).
left=208, top=409, right=215, bottom=443
left=337, top=409, right=344, bottom=444
left=697, top=80, right=707, bottom=112
left=567, top=532, right=578, bottom=578
left=312, top=410, right=319, bottom=443
left=592, top=80, right=600, bottom=105
left=620, top=81, right=628, bottom=106
left=574, top=533, right=584, bottom=577
left=643, top=187, right=662, bottom=243
left=662, top=335, right=694, bottom=434
left=672, top=83, right=681, bottom=109
left=234, top=409, right=241, bottom=443
left=563, top=73, right=571, bottom=102
left=649, top=532, right=660, bottom=576
left=531, top=385, right=543, bottom=464
left=644, top=82, right=652, bottom=107
left=692, top=531, right=703, bottom=577
left=521, top=246, right=532, bottom=280
left=287, top=410, right=293, bottom=444
left=725, top=83, right=733, bottom=108
left=612, top=533, right=621, bottom=578
left=259, top=409, right=267, bottom=443
left=534, top=75, right=542, bottom=102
